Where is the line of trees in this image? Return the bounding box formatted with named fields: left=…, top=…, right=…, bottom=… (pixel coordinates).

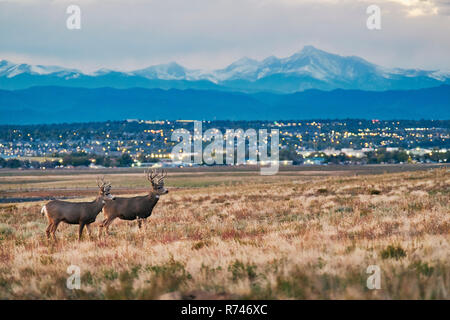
left=0, top=157, right=60, bottom=169
left=1, top=148, right=449, bottom=169
left=61, top=152, right=135, bottom=167
left=280, top=148, right=449, bottom=164
left=0, top=152, right=136, bottom=169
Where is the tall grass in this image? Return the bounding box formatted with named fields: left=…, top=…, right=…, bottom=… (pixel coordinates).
left=0, top=168, right=448, bottom=299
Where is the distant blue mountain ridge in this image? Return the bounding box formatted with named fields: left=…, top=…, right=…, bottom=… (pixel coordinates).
left=0, top=85, right=449, bottom=124
left=1, top=46, right=449, bottom=93
left=1, top=46, right=449, bottom=124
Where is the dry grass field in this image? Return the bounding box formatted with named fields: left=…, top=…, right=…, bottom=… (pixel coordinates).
left=0, top=165, right=449, bottom=299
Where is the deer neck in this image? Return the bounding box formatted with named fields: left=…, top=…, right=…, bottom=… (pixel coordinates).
left=149, top=192, right=160, bottom=203
left=92, top=196, right=105, bottom=211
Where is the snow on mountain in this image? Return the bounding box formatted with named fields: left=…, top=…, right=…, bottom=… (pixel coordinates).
left=210, top=57, right=260, bottom=81
left=254, top=46, right=379, bottom=81
left=132, top=62, right=189, bottom=80
left=1, top=46, right=449, bottom=92
left=91, top=68, right=118, bottom=76
left=429, top=70, right=450, bottom=81
left=0, top=60, right=80, bottom=78
left=198, top=46, right=386, bottom=83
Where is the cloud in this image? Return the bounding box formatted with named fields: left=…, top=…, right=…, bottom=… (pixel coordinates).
left=0, top=0, right=448, bottom=72
left=375, top=0, right=450, bottom=16
left=253, top=0, right=449, bottom=16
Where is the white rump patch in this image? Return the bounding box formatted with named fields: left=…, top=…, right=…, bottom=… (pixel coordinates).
left=41, top=205, right=48, bottom=218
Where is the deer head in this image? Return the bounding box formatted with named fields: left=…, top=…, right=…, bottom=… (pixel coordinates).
left=146, top=168, right=169, bottom=195
left=97, top=176, right=115, bottom=201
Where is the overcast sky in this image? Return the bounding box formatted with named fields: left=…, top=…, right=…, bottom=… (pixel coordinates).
left=0, top=0, right=449, bottom=72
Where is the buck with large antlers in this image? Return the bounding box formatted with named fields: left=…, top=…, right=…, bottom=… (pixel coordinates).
left=41, top=177, right=115, bottom=241
left=99, top=169, right=168, bottom=235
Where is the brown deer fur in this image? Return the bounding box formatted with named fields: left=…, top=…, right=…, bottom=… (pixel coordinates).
left=99, top=169, right=168, bottom=235
left=41, top=177, right=114, bottom=241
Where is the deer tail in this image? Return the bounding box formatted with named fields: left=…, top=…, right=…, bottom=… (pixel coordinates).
left=41, top=205, right=47, bottom=218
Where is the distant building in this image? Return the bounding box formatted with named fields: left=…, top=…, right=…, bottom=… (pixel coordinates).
left=304, top=157, right=325, bottom=165
left=89, top=163, right=105, bottom=169
left=322, top=148, right=339, bottom=156
left=153, top=160, right=199, bottom=168
left=340, top=148, right=364, bottom=158
left=408, top=148, right=432, bottom=156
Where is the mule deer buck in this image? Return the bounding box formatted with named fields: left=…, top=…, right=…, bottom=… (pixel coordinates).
left=99, top=169, right=168, bottom=235
left=41, top=177, right=115, bottom=241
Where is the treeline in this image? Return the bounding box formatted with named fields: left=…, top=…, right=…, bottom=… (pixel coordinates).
left=60, top=152, right=142, bottom=167
left=0, top=157, right=60, bottom=169
left=279, top=148, right=450, bottom=164
left=60, top=152, right=161, bottom=167
left=1, top=148, right=449, bottom=169
left=0, top=152, right=156, bottom=169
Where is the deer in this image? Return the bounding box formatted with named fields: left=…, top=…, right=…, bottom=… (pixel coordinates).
left=41, top=177, right=115, bottom=241
left=99, top=169, right=168, bottom=236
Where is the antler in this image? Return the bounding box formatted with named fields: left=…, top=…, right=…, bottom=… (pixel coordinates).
left=158, top=169, right=167, bottom=183
left=97, top=176, right=111, bottom=189
left=145, top=168, right=167, bottom=183
left=145, top=168, right=158, bottom=182
left=97, top=176, right=103, bottom=188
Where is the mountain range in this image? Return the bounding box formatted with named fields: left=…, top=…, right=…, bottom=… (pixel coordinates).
left=1, top=85, right=449, bottom=124
left=1, top=46, right=449, bottom=124
left=1, top=46, right=450, bottom=93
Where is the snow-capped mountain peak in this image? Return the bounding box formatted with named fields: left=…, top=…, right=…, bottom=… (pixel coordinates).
left=0, top=46, right=449, bottom=93
left=132, top=62, right=189, bottom=80
left=0, top=60, right=81, bottom=78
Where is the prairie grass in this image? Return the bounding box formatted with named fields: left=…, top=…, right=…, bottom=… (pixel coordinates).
left=0, top=167, right=448, bottom=299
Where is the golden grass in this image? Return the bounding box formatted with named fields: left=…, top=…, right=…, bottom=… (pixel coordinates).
left=0, top=167, right=449, bottom=299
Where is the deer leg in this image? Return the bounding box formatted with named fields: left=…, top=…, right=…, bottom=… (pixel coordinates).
left=78, top=222, right=86, bottom=241
left=45, top=223, right=53, bottom=239
left=137, top=218, right=142, bottom=229
left=85, top=224, right=93, bottom=239
left=103, top=217, right=117, bottom=235
left=98, top=218, right=112, bottom=237
left=99, top=218, right=108, bottom=227
left=51, top=221, right=61, bottom=241
left=98, top=219, right=106, bottom=238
